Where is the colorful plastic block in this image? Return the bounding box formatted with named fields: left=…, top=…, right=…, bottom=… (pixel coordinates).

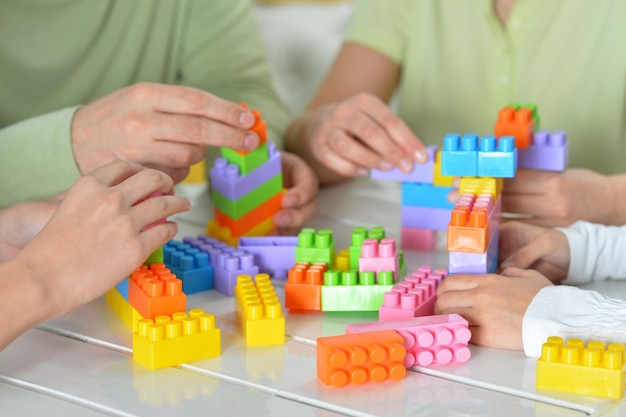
left=132, top=308, right=221, bottom=370
left=448, top=226, right=499, bottom=274
left=458, top=177, right=503, bottom=200
left=238, top=236, right=298, bottom=280
left=106, top=288, right=143, bottom=332
left=129, top=264, right=186, bottom=320
left=536, top=336, right=626, bottom=399
left=207, top=216, right=276, bottom=247
left=346, top=314, right=471, bottom=367
left=116, top=277, right=129, bottom=300
left=335, top=249, right=350, bottom=271
left=285, top=262, right=325, bottom=311
left=234, top=274, right=285, bottom=346
left=447, top=194, right=494, bottom=254
left=163, top=241, right=214, bottom=294
left=295, top=228, right=336, bottom=267
left=477, top=136, right=517, bottom=178
left=358, top=238, right=399, bottom=278
left=349, top=226, right=386, bottom=270
left=321, top=270, right=395, bottom=311
left=379, top=267, right=446, bottom=321
left=213, top=190, right=283, bottom=236
left=221, top=142, right=270, bottom=175
left=370, top=146, right=437, bottom=183
left=228, top=107, right=268, bottom=156
left=213, top=249, right=259, bottom=296
left=400, top=227, right=436, bottom=251
left=440, top=133, right=479, bottom=177
left=433, top=149, right=455, bottom=187
left=145, top=246, right=164, bottom=266
left=317, top=330, right=407, bottom=387
left=401, top=183, right=456, bottom=210
left=494, top=106, right=534, bottom=149
left=211, top=173, right=283, bottom=219
left=401, top=205, right=451, bottom=231
left=518, top=130, right=569, bottom=172
left=211, top=142, right=281, bottom=200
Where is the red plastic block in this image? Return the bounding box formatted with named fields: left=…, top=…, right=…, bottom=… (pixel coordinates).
left=494, top=106, right=534, bottom=149
left=285, top=262, right=326, bottom=311
left=379, top=268, right=446, bottom=321
left=446, top=194, right=493, bottom=254
left=358, top=238, right=399, bottom=280
left=129, top=264, right=186, bottom=320
left=401, top=227, right=436, bottom=251
left=346, top=314, right=471, bottom=367
left=317, top=330, right=407, bottom=387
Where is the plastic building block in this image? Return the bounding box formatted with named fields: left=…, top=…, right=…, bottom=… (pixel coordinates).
left=358, top=238, right=399, bottom=280
left=448, top=226, right=499, bottom=274
left=213, top=190, right=283, bottom=236
left=401, top=205, right=451, bottom=231
left=163, top=241, right=214, bottom=294
left=508, top=102, right=540, bottom=129
left=145, top=246, right=164, bottom=266
left=234, top=274, right=285, bottom=346
left=335, top=249, right=350, bottom=272
left=370, top=146, right=437, bottom=183
left=212, top=249, right=259, bottom=296
left=129, top=264, right=186, bottom=320
left=518, top=130, right=569, bottom=172
left=346, top=314, right=471, bottom=367
left=238, top=236, right=298, bottom=279
left=536, top=336, right=626, bottom=399
left=210, top=142, right=281, bottom=200
left=458, top=177, right=503, bottom=201
left=106, top=288, right=143, bottom=332
left=116, top=277, right=129, bottom=300
left=494, top=106, right=534, bottom=149
left=349, top=226, right=386, bottom=270
left=400, top=227, right=436, bottom=251
left=227, top=107, right=268, bottom=156
left=285, top=262, right=325, bottom=310
left=132, top=308, right=221, bottom=370
left=477, top=136, right=517, bottom=178
left=220, top=142, right=270, bottom=175
left=295, top=228, right=336, bottom=267
left=211, top=173, right=283, bottom=219
left=401, top=183, right=456, bottom=209
left=447, top=194, right=494, bottom=254
left=440, top=133, right=479, bottom=177
left=379, top=267, right=447, bottom=321
left=317, top=330, right=407, bottom=387
left=433, top=149, right=455, bottom=187
left=206, top=219, right=239, bottom=247
left=321, top=270, right=395, bottom=311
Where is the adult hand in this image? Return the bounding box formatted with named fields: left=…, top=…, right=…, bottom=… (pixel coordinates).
left=435, top=268, right=552, bottom=351
left=15, top=160, right=191, bottom=318
left=499, top=221, right=570, bottom=282
left=503, top=168, right=619, bottom=227
left=301, top=93, right=428, bottom=179
left=71, top=83, right=261, bottom=183
left=273, top=152, right=319, bottom=235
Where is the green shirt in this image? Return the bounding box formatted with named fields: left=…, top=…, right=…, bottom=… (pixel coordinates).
left=345, top=0, right=626, bottom=174
left=0, top=0, right=289, bottom=207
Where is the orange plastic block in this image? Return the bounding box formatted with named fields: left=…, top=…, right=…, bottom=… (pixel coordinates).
left=494, top=106, right=534, bottom=149
left=129, top=264, right=186, bottom=320
left=207, top=216, right=275, bottom=247
left=213, top=190, right=283, bottom=236
left=231, top=105, right=267, bottom=156
left=285, top=262, right=326, bottom=311
left=317, top=330, right=407, bottom=387
left=447, top=194, right=493, bottom=254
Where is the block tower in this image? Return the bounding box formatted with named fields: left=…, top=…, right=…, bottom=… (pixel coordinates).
left=207, top=105, right=284, bottom=246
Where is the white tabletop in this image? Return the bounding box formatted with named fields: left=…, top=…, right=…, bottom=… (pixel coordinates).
left=1, top=177, right=624, bottom=417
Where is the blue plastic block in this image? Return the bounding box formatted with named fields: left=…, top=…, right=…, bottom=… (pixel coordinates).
left=116, top=277, right=129, bottom=301
left=401, top=183, right=455, bottom=209
left=371, top=146, right=437, bottom=184
left=163, top=241, right=214, bottom=294
left=477, top=136, right=517, bottom=178
left=441, top=134, right=479, bottom=177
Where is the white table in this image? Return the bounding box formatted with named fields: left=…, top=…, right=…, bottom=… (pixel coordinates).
left=1, top=177, right=624, bottom=416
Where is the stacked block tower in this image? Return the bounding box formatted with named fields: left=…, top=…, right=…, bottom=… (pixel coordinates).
left=207, top=105, right=284, bottom=246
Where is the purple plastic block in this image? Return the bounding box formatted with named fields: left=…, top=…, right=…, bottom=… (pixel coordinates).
left=237, top=236, right=298, bottom=280
left=346, top=314, right=471, bottom=366
left=518, top=131, right=568, bottom=172
left=448, top=225, right=499, bottom=274
left=210, top=142, right=281, bottom=200
left=401, top=205, right=451, bottom=231
left=371, top=146, right=437, bottom=183
left=378, top=268, right=446, bottom=321
left=358, top=238, right=399, bottom=279
left=401, top=228, right=436, bottom=251
left=214, top=250, right=259, bottom=296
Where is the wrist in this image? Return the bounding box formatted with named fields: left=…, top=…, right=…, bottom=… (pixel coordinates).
left=607, top=174, right=626, bottom=225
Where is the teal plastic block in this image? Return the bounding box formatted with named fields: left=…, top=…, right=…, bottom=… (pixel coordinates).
left=321, top=270, right=395, bottom=311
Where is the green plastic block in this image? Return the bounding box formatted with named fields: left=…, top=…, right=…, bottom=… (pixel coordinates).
left=295, top=228, right=335, bottom=266
left=349, top=226, right=386, bottom=270
left=145, top=246, right=164, bottom=265
left=211, top=173, right=282, bottom=219
left=321, top=270, right=394, bottom=311
left=221, top=143, right=269, bottom=175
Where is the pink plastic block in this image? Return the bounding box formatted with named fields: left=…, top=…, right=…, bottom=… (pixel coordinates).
left=401, top=228, right=436, bottom=251
left=379, top=268, right=447, bottom=321
left=346, top=314, right=471, bottom=366
left=359, top=238, right=399, bottom=280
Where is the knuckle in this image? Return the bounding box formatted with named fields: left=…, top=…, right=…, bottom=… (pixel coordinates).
left=127, top=82, right=154, bottom=102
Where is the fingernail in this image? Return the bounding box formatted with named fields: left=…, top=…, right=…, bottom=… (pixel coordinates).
left=239, top=111, right=255, bottom=127
left=415, top=150, right=428, bottom=163
left=378, top=161, right=394, bottom=171
left=244, top=133, right=259, bottom=149
left=283, top=195, right=298, bottom=208
left=356, top=168, right=369, bottom=177
left=399, top=158, right=414, bottom=173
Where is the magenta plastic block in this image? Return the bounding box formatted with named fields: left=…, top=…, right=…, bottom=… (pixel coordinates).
left=400, top=205, right=451, bottom=231
left=477, top=136, right=517, bottom=178
left=346, top=314, right=471, bottom=366
left=213, top=250, right=259, bottom=296
left=400, top=228, right=436, bottom=251
left=401, top=183, right=455, bottom=210
left=378, top=268, right=447, bottom=321
left=518, top=130, right=568, bottom=172
left=238, top=236, right=298, bottom=280
left=210, top=142, right=281, bottom=200
left=448, top=225, right=499, bottom=274
left=441, top=134, right=479, bottom=177
left=370, top=146, right=437, bottom=184
left=358, top=238, right=399, bottom=280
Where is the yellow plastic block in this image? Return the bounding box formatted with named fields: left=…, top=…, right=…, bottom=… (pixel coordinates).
left=433, top=149, right=455, bottom=187
left=206, top=216, right=275, bottom=247
left=458, top=177, right=503, bottom=200
left=234, top=274, right=285, bottom=346
left=335, top=249, right=350, bottom=272
left=105, top=288, right=144, bottom=332
left=132, top=308, right=221, bottom=370
left=536, top=336, right=626, bottom=399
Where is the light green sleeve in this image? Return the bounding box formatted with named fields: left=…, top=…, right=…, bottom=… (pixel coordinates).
left=343, top=0, right=411, bottom=65
left=0, top=106, right=82, bottom=208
